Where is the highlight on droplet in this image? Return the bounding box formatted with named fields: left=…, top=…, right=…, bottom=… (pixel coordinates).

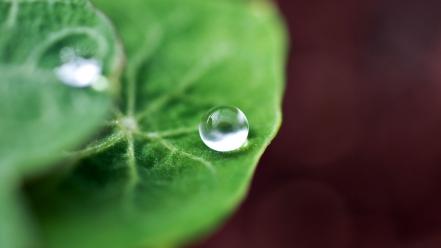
left=55, top=49, right=108, bottom=91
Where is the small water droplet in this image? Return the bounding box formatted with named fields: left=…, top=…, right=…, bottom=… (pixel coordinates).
left=55, top=54, right=108, bottom=90
left=199, top=106, right=249, bottom=152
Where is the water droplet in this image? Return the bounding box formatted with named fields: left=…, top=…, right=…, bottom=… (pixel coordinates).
left=199, top=106, right=249, bottom=152
left=55, top=54, right=108, bottom=90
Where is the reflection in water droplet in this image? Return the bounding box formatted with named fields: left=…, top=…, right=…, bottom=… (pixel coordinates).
left=55, top=54, right=108, bottom=90
left=199, top=106, right=249, bottom=152
left=59, top=47, right=77, bottom=62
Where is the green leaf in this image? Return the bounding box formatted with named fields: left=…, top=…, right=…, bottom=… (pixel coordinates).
left=0, top=0, right=122, bottom=247
left=0, top=0, right=123, bottom=172
left=28, top=0, right=286, bottom=247
left=0, top=168, right=34, bottom=248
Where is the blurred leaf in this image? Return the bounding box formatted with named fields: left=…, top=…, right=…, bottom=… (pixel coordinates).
left=0, top=0, right=122, bottom=247
left=29, top=0, right=286, bottom=247
left=0, top=168, right=32, bottom=248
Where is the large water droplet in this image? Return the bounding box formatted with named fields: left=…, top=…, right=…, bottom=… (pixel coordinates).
left=55, top=54, right=107, bottom=90
left=199, top=106, right=249, bottom=152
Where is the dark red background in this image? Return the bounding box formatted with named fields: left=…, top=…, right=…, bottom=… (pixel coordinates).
left=195, top=0, right=441, bottom=247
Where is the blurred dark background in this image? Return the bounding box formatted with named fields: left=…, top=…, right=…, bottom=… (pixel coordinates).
left=194, top=0, right=441, bottom=247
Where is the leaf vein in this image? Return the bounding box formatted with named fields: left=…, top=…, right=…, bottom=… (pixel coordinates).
left=125, top=134, right=140, bottom=194
left=67, top=132, right=123, bottom=159
left=126, top=25, right=163, bottom=115
left=141, top=127, right=196, bottom=139
left=5, top=0, right=19, bottom=28
left=155, top=137, right=216, bottom=175
left=136, top=51, right=229, bottom=121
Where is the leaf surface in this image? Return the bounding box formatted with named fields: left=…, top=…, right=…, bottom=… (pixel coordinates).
left=0, top=0, right=122, bottom=172
left=29, top=0, right=286, bottom=247
left=0, top=1, right=122, bottom=247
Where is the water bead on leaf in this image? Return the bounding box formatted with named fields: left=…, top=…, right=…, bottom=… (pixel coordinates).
left=199, top=106, right=249, bottom=152
left=55, top=54, right=109, bottom=91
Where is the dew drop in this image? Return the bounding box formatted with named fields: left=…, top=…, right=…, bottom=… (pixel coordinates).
left=55, top=53, right=108, bottom=90
left=199, top=106, right=249, bottom=152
